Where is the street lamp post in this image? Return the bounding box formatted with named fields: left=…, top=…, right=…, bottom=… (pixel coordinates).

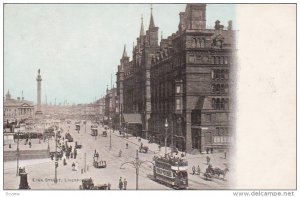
left=120, top=150, right=154, bottom=190
left=109, top=117, right=112, bottom=150
left=164, top=118, right=169, bottom=157
left=16, top=128, right=20, bottom=176
left=54, top=130, right=58, bottom=184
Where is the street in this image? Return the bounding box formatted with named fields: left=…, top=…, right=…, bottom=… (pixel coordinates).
left=4, top=120, right=232, bottom=190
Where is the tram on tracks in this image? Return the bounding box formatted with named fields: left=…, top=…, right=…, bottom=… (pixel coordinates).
left=153, top=155, right=188, bottom=189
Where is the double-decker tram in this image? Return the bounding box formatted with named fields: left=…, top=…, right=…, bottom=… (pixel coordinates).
left=153, top=155, right=188, bottom=189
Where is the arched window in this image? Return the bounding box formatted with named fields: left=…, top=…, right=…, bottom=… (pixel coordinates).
left=215, top=69, right=220, bottom=80
left=221, top=84, right=225, bottom=93
left=224, top=56, right=228, bottom=64
left=211, top=69, right=215, bottom=79
left=216, top=57, right=220, bottom=64
left=216, top=98, right=220, bottom=109
left=196, top=38, right=201, bottom=48
left=225, top=70, right=229, bottom=79
left=201, top=39, right=205, bottom=48
left=225, top=84, right=229, bottom=93
left=225, top=98, right=229, bottom=109
left=220, top=70, right=225, bottom=79
left=212, top=98, right=215, bottom=109
left=212, top=84, right=215, bottom=93
left=216, top=84, right=220, bottom=93
left=192, top=38, right=196, bottom=48
left=220, top=98, right=225, bottom=109
left=220, top=56, right=224, bottom=64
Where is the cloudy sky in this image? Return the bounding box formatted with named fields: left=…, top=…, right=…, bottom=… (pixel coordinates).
left=4, top=4, right=235, bottom=105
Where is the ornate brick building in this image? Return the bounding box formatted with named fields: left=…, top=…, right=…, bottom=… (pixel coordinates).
left=116, top=8, right=159, bottom=138
left=150, top=4, right=236, bottom=153
left=117, top=4, right=236, bottom=153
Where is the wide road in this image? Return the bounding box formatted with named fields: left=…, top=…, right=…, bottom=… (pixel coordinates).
left=4, top=119, right=231, bottom=190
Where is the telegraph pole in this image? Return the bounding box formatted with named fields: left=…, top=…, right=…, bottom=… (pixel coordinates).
left=16, top=130, right=20, bottom=176
left=54, top=130, right=58, bottom=183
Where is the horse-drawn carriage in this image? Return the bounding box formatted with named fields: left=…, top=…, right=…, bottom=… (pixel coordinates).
left=79, top=178, right=94, bottom=190
left=139, top=146, right=149, bottom=153
left=203, top=165, right=229, bottom=180
left=93, top=184, right=108, bottom=190
left=65, top=133, right=73, bottom=142
left=79, top=178, right=108, bottom=190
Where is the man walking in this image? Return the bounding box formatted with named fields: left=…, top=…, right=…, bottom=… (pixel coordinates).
left=206, top=156, right=210, bottom=165
left=197, top=165, right=201, bottom=175
left=123, top=178, right=127, bottom=190
left=119, top=177, right=123, bottom=190
left=192, top=165, right=196, bottom=175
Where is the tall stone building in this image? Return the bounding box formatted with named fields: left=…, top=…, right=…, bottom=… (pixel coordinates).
left=116, top=8, right=160, bottom=138
left=150, top=4, right=236, bottom=153
left=116, top=4, right=236, bottom=152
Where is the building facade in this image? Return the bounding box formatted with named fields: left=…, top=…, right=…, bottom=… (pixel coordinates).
left=4, top=90, right=35, bottom=123
left=116, top=9, right=160, bottom=138
left=149, top=4, right=236, bottom=152
left=116, top=3, right=236, bottom=153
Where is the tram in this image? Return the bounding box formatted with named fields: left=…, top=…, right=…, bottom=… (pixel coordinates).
left=91, top=125, right=98, bottom=136
left=153, top=155, right=188, bottom=189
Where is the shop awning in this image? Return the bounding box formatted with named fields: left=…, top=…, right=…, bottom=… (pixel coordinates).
left=123, top=114, right=142, bottom=124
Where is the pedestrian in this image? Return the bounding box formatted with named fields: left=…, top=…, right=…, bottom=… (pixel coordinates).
left=119, top=149, right=122, bottom=157
left=181, top=152, right=184, bottom=157
left=126, top=143, right=128, bottom=149
left=141, top=142, right=143, bottom=148
left=119, top=177, right=123, bottom=190
left=158, top=144, right=161, bottom=152
left=63, top=158, right=67, bottom=166
left=192, top=165, right=196, bottom=175
left=206, top=156, right=210, bottom=165
left=107, top=182, right=111, bottom=190
left=74, top=149, right=77, bottom=159
left=224, top=151, right=227, bottom=159
left=206, top=148, right=209, bottom=154
left=210, top=147, right=213, bottom=154
left=29, top=141, right=32, bottom=148
left=123, top=178, right=127, bottom=190
left=197, top=165, right=201, bottom=175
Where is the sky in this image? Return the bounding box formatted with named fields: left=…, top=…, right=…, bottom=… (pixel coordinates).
left=4, top=4, right=236, bottom=105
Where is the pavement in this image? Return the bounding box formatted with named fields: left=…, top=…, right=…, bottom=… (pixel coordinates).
left=3, top=120, right=233, bottom=190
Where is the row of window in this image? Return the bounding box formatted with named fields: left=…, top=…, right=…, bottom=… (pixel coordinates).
left=202, top=113, right=230, bottom=123
left=212, top=69, right=229, bottom=80
left=152, top=98, right=181, bottom=112
left=213, top=136, right=233, bottom=143
left=212, top=83, right=229, bottom=94
left=211, top=98, right=230, bottom=109
left=191, top=38, right=206, bottom=48
left=212, top=56, right=230, bottom=65
left=214, top=127, right=230, bottom=136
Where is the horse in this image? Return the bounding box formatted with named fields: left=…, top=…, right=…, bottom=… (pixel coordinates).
left=213, top=167, right=229, bottom=179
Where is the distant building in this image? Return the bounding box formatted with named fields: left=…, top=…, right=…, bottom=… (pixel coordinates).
left=105, top=87, right=118, bottom=128
left=4, top=90, right=34, bottom=123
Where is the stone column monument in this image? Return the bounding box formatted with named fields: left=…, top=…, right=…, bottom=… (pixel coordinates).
left=35, top=69, right=43, bottom=116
